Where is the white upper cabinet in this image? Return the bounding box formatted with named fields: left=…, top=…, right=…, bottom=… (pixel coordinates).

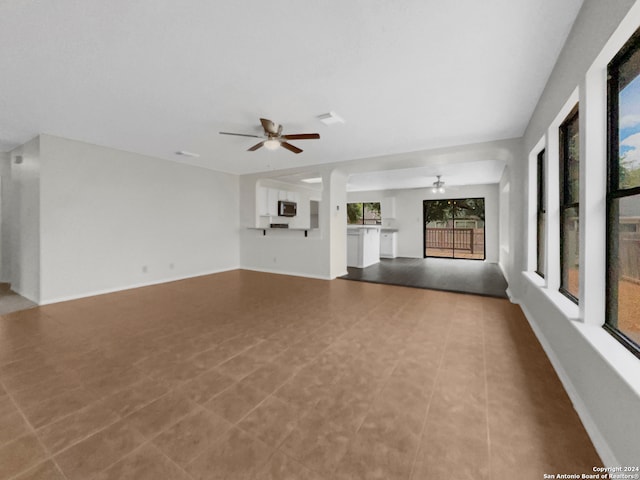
left=267, top=189, right=279, bottom=216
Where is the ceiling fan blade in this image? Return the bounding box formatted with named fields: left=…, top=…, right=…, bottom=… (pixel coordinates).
left=248, top=141, right=265, bottom=151
left=280, top=142, right=302, bottom=154
left=282, top=133, right=320, bottom=140
left=219, top=132, right=263, bottom=138
left=260, top=118, right=279, bottom=135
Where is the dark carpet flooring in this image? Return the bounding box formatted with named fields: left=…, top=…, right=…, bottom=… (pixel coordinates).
left=340, top=257, right=509, bottom=298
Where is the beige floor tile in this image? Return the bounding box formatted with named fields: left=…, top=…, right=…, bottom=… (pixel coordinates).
left=55, top=420, right=146, bottom=480
left=0, top=434, right=48, bottom=480
left=11, top=374, right=83, bottom=412
left=238, top=395, right=302, bottom=446
left=334, top=437, right=415, bottom=480
left=242, top=362, right=296, bottom=394
left=37, top=401, right=120, bottom=454
left=254, top=451, right=325, bottom=480
left=124, top=390, right=195, bottom=439
left=272, top=376, right=326, bottom=412
left=0, top=394, right=16, bottom=418
left=279, top=412, right=353, bottom=476
left=94, top=444, right=191, bottom=480
left=152, top=407, right=233, bottom=466
left=83, top=367, right=147, bottom=398
left=204, top=381, right=268, bottom=423
left=187, top=427, right=272, bottom=480
left=412, top=431, right=490, bottom=480
left=216, top=353, right=267, bottom=381
left=101, top=378, right=169, bottom=418
left=2, top=365, right=69, bottom=393
left=357, top=404, right=420, bottom=456
left=21, top=387, right=98, bottom=429
left=244, top=339, right=289, bottom=361
left=0, top=410, right=30, bottom=447
left=0, top=271, right=602, bottom=479
left=179, top=368, right=235, bottom=404
left=12, top=461, right=66, bottom=480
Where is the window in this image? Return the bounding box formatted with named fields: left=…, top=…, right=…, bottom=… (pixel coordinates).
left=606, top=27, right=640, bottom=357
left=559, top=106, right=580, bottom=303
left=536, top=149, right=546, bottom=278
left=347, top=202, right=381, bottom=225
left=423, top=198, right=486, bottom=260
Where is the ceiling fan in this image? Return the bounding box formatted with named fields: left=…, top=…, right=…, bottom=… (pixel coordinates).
left=219, top=118, right=320, bottom=154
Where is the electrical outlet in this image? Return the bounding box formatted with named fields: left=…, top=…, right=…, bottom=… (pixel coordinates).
left=142, top=265, right=148, bottom=273
left=169, top=263, right=174, bottom=270
left=273, top=256, right=277, bottom=263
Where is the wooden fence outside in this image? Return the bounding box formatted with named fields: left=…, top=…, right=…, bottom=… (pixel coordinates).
left=426, top=228, right=475, bottom=253
left=621, top=234, right=640, bottom=283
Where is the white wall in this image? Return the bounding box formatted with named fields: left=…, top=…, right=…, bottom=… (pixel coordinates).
left=38, top=135, right=239, bottom=303
left=516, top=0, right=640, bottom=467
left=347, top=183, right=500, bottom=262
left=3, top=138, right=41, bottom=302
left=0, top=152, right=8, bottom=283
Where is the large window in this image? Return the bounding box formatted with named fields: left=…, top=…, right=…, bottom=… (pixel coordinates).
left=606, top=27, right=640, bottom=357
left=559, top=106, right=580, bottom=303
left=347, top=202, right=381, bottom=225
left=536, top=149, right=546, bottom=278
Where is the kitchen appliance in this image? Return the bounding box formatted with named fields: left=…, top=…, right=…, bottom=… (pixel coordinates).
left=278, top=200, right=297, bottom=217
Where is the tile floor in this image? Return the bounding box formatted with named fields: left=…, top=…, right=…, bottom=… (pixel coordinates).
left=341, top=257, right=509, bottom=298
left=0, top=270, right=600, bottom=479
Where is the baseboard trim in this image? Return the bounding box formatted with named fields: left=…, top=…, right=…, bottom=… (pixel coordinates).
left=239, top=266, right=332, bottom=281
left=7, top=288, right=39, bottom=305
left=518, top=303, right=619, bottom=467
left=39, top=266, right=240, bottom=305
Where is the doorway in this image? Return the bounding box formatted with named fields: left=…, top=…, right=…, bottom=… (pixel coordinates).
left=423, top=198, right=485, bottom=260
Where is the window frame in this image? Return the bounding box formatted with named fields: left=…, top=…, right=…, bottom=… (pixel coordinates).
left=559, top=105, right=580, bottom=304
left=605, top=28, right=640, bottom=359
left=423, top=197, right=486, bottom=261
left=536, top=149, right=546, bottom=278
left=346, top=202, right=382, bottom=225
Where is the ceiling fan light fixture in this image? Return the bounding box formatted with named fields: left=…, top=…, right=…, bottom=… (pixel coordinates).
left=432, top=175, right=445, bottom=194
left=264, top=139, right=280, bottom=150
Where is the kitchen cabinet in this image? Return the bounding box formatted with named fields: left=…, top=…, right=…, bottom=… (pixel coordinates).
left=347, top=227, right=381, bottom=268
left=267, top=188, right=279, bottom=216
left=380, top=231, right=397, bottom=258
left=257, top=187, right=302, bottom=219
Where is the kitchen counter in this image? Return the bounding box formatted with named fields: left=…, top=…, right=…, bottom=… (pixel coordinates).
left=347, top=226, right=381, bottom=268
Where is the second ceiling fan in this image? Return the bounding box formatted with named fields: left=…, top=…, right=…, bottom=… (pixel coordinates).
left=219, top=118, right=320, bottom=154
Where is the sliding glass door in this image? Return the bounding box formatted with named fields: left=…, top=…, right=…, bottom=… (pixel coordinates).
left=423, top=198, right=485, bottom=260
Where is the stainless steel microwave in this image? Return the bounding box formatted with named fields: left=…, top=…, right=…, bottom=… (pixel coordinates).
left=278, top=200, right=297, bottom=217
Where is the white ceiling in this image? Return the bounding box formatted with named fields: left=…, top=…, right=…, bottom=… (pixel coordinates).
left=346, top=160, right=507, bottom=192
left=0, top=0, right=583, bottom=177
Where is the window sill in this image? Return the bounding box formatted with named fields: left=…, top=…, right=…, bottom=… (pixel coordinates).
left=522, top=270, right=545, bottom=288
left=522, top=271, right=580, bottom=321
left=574, top=323, right=640, bottom=397
left=522, top=271, right=640, bottom=396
